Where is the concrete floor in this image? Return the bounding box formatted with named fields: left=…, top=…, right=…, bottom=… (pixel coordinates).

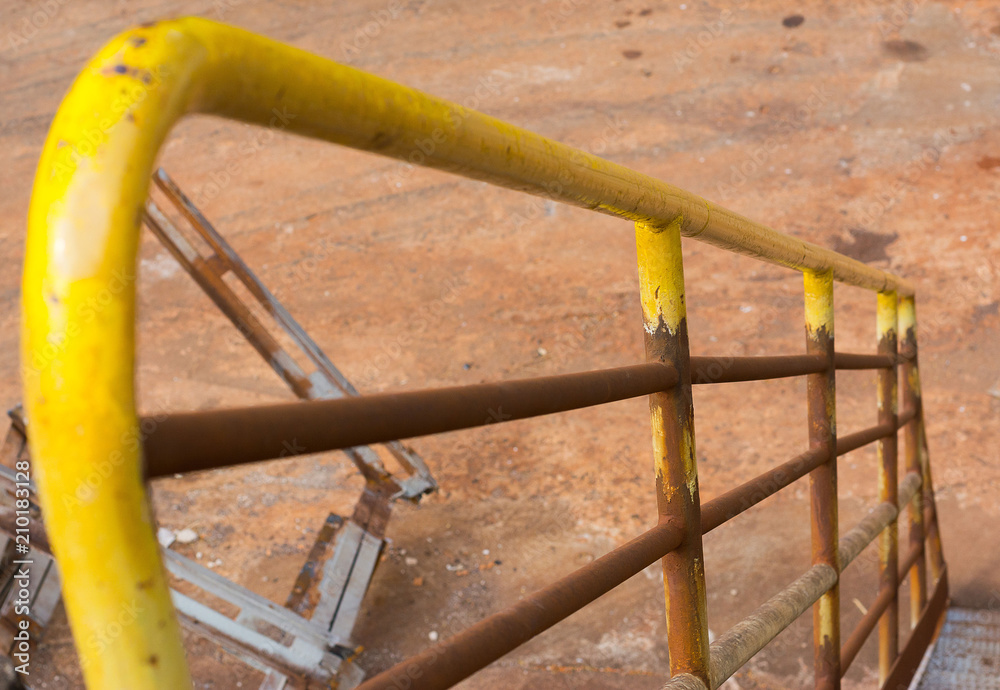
left=2, top=1, right=1000, bottom=688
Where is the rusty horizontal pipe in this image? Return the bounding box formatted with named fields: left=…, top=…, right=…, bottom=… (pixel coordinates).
left=833, top=352, right=895, bottom=370
left=355, top=520, right=684, bottom=690
left=354, top=444, right=840, bottom=690
left=838, top=502, right=897, bottom=571
left=0, top=506, right=50, bottom=554
left=143, top=362, right=678, bottom=477
left=690, top=351, right=910, bottom=381
left=838, top=473, right=921, bottom=570
left=701, top=447, right=828, bottom=533
left=678, top=467, right=924, bottom=688
left=706, top=564, right=839, bottom=689
left=839, top=538, right=927, bottom=675
left=144, top=359, right=914, bottom=479
left=836, top=422, right=894, bottom=456
left=835, top=472, right=921, bottom=676
left=834, top=408, right=917, bottom=458
left=660, top=675, right=709, bottom=690
left=689, top=354, right=825, bottom=383
left=840, top=567, right=898, bottom=674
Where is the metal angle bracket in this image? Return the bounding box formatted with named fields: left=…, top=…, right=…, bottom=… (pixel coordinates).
left=144, top=167, right=436, bottom=500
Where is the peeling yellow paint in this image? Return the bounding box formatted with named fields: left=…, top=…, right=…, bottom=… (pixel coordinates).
left=803, top=269, right=834, bottom=336
left=877, top=291, right=897, bottom=340
left=876, top=293, right=899, bottom=415
left=898, top=294, right=917, bottom=339
left=635, top=218, right=686, bottom=334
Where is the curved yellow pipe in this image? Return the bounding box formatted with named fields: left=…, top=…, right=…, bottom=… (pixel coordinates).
left=20, top=17, right=442, bottom=687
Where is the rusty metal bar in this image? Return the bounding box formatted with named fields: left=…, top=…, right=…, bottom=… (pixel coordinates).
left=917, top=421, right=944, bottom=581
left=838, top=473, right=921, bottom=571
left=689, top=354, right=825, bottom=383
left=141, top=395, right=917, bottom=481
left=701, top=448, right=827, bottom=532
left=897, top=525, right=927, bottom=582
left=833, top=352, right=895, bottom=370
left=804, top=269, right=840, bottom=689
left=824, top=409, right=914, bottom=458
left=635, top=219, right=711, bottom=686
left=840, top=568, right=904, bottom=675
left=896, top=405, right=917, bottom=428
left=661, top=675, right=708, bottom=690
left=898, top=297, right=927, bottom=628
left=880, top=566, right=949, bottom=690
left=355, top=520, right=684, bottom=690
left=143, top=362, right=677, bottom=477
left=140, top=375, right=918, bottom=479
left=898, top=297, right=927, bottom=629
left=355, top=445, right=839, bottom=690
left=144, top=202, right=398, bottom=487
left=705, top=564, right=839, bottom=689
left=835, top=422, right=894, bottom=457
left=838, top=503, right=897, bottom=573
left=270, top=441, right=928, bottom=690
left=149, top=170, right=435, bottom=491
left=673, top=468, right=922, bottom=690
left=840, top=532, right=927, bottom=675
left=876, top=292, right=899, bottom=682
left=144, top=205, right=313, bottom=400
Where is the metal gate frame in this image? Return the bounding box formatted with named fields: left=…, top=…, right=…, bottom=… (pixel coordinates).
left=22, top=17, right=946, bottom=690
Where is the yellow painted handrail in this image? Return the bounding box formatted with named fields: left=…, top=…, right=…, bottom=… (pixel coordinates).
left=22, top=17, right=914, bottom=688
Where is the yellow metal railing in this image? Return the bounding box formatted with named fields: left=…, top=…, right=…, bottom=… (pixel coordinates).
left=23, top=17, right=943, bottom=690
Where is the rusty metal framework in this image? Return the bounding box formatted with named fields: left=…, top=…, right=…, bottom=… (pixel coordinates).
left=20, top=17, right=948, bottom=690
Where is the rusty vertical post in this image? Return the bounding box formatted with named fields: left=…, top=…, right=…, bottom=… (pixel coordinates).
left=635, top=219, right=711, bottom=687
left=919, top=421, right=945, bottom=581
left=899, top=296, right=944, bottom=582
left=804, top=269, right=840, bottom=690
left=876, top=292, right=899, bottom=681
left=898, top=295, right=927, bottom=626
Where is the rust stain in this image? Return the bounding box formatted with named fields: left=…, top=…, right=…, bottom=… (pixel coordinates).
left=883, top=39, right=928, bottom=62
left=976, top=155, right=1000, bottom=170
